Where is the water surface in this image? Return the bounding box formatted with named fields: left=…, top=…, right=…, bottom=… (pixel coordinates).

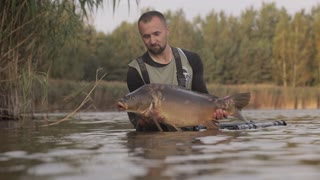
left=0, top=110, right=320, bottom=180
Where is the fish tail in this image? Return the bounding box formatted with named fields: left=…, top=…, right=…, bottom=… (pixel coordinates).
left=230, top=92, right=251, bottom=110
left=225, top=92, right=251, bottom=122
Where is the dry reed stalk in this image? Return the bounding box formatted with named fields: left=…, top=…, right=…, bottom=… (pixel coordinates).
left=38, top=73, right=107, bottom=127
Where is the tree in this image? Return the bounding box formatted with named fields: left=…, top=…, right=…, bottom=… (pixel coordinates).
left=104, top=21, right=144, bottom=81
left=311, top=5, right=320, bottom=85
left=165, top=10, right=199, bottom=51
left=272, top=8, right=291, bottom=86
left=200, top=11, right=241, bottom=83
left=238, top=3, right=279, bottom=84
left=253, top=3, right=279, bottom=83
left=288, top=11, right=313, bottom=87
left=237, top=6, right=259, bottom=83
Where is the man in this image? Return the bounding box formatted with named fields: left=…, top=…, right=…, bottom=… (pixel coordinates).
left=126, top=11, right=226, bottom=131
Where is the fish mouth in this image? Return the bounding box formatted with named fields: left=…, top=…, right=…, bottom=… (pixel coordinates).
left=117, top=101, right=128, bottom=111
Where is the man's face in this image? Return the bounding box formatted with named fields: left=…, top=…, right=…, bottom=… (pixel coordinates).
left=138, top=16, right=169, bottom=55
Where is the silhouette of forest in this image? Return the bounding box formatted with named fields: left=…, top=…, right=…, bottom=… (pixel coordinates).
left=49, top=3, right=320, bottom=87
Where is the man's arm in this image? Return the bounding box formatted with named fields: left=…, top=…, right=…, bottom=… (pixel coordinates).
left=182, top=50, right=208, bottom=93
left=183, top=49, right=227, bottom=120
left=127, top=67, right=145, bottom=92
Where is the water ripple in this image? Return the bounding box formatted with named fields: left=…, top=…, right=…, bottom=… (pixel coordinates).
left=1, top=110, right=320, bottom=180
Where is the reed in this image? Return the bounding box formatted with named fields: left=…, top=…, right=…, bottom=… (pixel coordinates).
left=0, top=0, right=104, bottom=123
left=32, top=79, right=128, bottom=112
left=207, top=84, right=320, bottom=109
left=33, top=81, right=320, bottom=112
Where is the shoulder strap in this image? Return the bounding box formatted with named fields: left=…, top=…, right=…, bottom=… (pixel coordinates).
left=172, top=48, right=186, bottom=88
left=136, top=48, right=186, bottom=87
left=136, top=56, right=150, bottom=84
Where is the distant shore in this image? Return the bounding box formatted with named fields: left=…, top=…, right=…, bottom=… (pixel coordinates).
left=31, top=80, right=320, bottom=113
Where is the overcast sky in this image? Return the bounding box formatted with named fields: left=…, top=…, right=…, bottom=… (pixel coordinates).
left=93, top=0, right=320, bottom=34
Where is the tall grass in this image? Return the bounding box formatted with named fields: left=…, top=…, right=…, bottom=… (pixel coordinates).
left=0, top=0, right=104, bottom=123
left=207, top=84, right=320, bottom=109
left=33, top=81, right=320, bottom=112
left=33, top=79, right=128, bottom=112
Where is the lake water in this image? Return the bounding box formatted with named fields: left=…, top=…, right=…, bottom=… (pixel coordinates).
left=0, top=110, right=320, bottom=180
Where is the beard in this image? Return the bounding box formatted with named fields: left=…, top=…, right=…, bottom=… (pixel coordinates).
left=148, top=43, right=166, bottom=55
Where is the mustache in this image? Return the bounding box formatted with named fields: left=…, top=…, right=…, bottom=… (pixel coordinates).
left=150, top=44, right=160, bottom=47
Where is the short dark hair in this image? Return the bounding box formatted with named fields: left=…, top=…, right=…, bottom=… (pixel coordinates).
left=138, top=11, right=167, bottom=25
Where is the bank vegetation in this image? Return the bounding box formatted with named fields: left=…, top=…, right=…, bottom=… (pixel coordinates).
left=1, top=1, right=320, bottom=125
left=33, top=80, right=320, bottom=113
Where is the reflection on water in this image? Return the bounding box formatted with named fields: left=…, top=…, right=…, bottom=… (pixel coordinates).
left=0, top=110, right=320, bottom=180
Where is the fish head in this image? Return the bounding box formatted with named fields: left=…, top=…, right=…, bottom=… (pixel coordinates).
left=117, top=85, right=155, bottom=115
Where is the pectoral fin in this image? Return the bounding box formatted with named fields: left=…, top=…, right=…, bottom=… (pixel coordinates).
left=232, top=110, right=250, bottom=123
left=150, top=101, right=164, bottom=132
left=225, top=92, right=250, bottom=123
left=151, top=115, right=164, bottom=132
left=171, top=125, right=182, bottom=132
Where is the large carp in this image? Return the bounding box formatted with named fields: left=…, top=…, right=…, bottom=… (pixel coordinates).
left=117, top=84, right=250, bottom=131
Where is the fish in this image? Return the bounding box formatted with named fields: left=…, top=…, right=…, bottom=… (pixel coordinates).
left=117, top=84, right=250, bottom=131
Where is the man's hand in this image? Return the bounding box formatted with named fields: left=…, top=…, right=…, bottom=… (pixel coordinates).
left=213, top=109, right=228, bottom=120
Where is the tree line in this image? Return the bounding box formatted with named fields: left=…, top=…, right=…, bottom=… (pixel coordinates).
left=1, top=1, right=320, bottom=121
left=48, top=2, right=320, bottom=87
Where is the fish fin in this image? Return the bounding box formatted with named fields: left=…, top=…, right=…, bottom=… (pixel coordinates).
left=225, top=92, right=250, bottom=122
left=152, top=117, right=164, bottom=132
left=228, top=92, right=251, bottom=110
left=162, top=124, right=182, bottom=132
left=171, top=125, right=182, bottom=132
left=203, top=120, right=219, bottom=130
left=233, top=110, right=250, bottom=123
left=149, top=101, right=164, bottom=132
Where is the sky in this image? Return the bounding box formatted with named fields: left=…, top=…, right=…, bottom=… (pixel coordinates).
left=93, top=0, right=320, bottom=34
